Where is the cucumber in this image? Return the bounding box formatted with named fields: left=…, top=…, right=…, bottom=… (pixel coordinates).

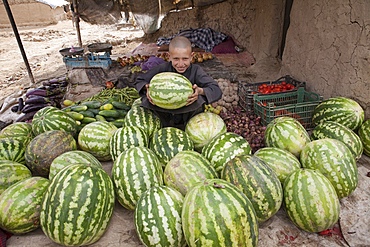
left=63, top=99, right=75, bottom=107
left=111, top=101, right=131, bottom=110
left=98, top=110, right=120, bottom=118
left=81, top=117, right=97, bottom=124
left=70, top=105, right=88, bottom=112
left=88, top=108, right=100, bottom=115
left=100, top=103, right=114, bottom=111
left=105, top=117, right=117, bottom=122
left=95, top=115, right=106, bottom=121
left=81, top=100, right=101, bottom=109
left=67, top=111, right=84, bottom=121
left=111, top=119, right=125, bottom=128
left=79, top=110, right=95, bottom=118
left=117, top=110, right=128, bottom=118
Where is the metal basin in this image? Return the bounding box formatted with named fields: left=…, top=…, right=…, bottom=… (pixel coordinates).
left=87, top=43, right=113, bottom=53
left=59, top=47, right=84, bottom=56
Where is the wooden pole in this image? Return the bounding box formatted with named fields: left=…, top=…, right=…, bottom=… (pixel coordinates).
left=72, top=0, right=83, bottom=47
left=2, top=0, right=35, bottom=84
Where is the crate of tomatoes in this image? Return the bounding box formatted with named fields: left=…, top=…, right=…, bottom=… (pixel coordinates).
left=253, top=87, right=323, bottom=130
left=238, top=75, right=306, bottom=112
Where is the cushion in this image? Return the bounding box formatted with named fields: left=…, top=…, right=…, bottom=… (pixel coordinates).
left=211, top=36, right=238, bottom=54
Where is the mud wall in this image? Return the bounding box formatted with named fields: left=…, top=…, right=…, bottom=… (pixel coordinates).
left=153, top=0, right=369, bottom=116
left=281, top=0, right=370, bottom=117
left=0, top=1, right=66, bottom=28
left=146, top=0, right=285, bottom=62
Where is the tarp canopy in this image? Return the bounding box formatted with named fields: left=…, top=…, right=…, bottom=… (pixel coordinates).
left=35, top=0, right=68, bottom=9
left=56, top=0, right=226, bottom=33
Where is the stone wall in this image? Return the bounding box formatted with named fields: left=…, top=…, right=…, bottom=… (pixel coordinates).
left=281, top=0, right=370, bottom=117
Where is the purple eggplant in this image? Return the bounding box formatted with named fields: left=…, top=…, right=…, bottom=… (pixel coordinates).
left=25, top=95, right=50, bottom=105
left=21, top=103, right=50, bottom=114
left=15, top=111, right=38, bottom=122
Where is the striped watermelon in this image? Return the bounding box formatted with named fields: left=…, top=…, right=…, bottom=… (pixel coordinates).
left=124, top=106, right=161, bottom=138
left=0, top=122, right=34, bottom=146
left=300, top=138, right=358, bottom=198
left=148, top=72, right=193, bottom=109
left=264, top=117, right=310, bottom=158
left=0, top=176, right=50, bottom=234
left=358, top=119, right=370, bottom=156
left=49, top=150, right=102, bottom=180
left=31, top=106, right=78, bottom=137
left=222, top=155, right=283, bottom=223
left=254, top=147, right=301, bottom=184
left=185, top=112, right=227, bottom=151
left=112, top=146, right=163, bottom=210
left=283, top=169, right=340, bottom=233
left=40, top=164, right=115, bottom=246
left=0, top=161, right=32, bottom=195
left=164, top=150, right=218, bottom=196
left=109, top=126, right=148, bottom=161
left=78, top=121, right=118, bottom=161
left=311, top=121, right=363, bottom=160
left=182, top=178, right=259, bottom=247
left=135, top=185, right=186, bottom=247
left=0, top=137, right=26, bottom=164
left=201, top=132, right=251, bottom=173
left=150, top=127, right=194, bottom=167
left=131, top=97, right=142, bottom=107
left=25, top=130, right=77, bottom=177
left=312, top=97, right=364, bottom=131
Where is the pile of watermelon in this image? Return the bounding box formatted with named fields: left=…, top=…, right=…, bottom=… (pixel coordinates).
left=0, top=90, right=369, bottom=247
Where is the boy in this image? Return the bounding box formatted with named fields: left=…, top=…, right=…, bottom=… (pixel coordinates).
left=134, top=36, right=222, bottom=129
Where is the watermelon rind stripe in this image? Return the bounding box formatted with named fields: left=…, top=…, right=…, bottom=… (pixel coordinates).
left=201, top=132, right=251, bottom=173
left=135, top=185, right=185, bottom=247
left=311, top=121, right=363, bottom=160
left=0, top=177, right=50, bottom=234
left=40, top=164, right=115, bottom=246
left=358, top=119, right=370, bottom=156
left=300, top=138, right=358, bottom=198
left=283, top=169, right=340, bottom=233
left=0, top=161, right=32, bottom=194
left=149, top=72, right=193, bottom=109
left=222, top=155, right=283, bottom=223
left=150, top=127, right=194, bottom=167
left=112, top=146, right=164, bottom=210
left=312, top=97, right=364, bottom=131
left=182, top=179, right=258, bottom=246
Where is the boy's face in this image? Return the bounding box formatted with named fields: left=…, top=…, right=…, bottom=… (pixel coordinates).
left=168, top=47, right=193, bottom=74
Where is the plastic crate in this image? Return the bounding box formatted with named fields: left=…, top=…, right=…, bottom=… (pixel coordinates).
left=238, top=75, right=306, bottom=112
left=253, top=87, right=323, bottom=129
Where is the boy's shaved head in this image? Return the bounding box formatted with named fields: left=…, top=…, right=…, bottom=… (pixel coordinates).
left=169, top=36, right=192, bottom=51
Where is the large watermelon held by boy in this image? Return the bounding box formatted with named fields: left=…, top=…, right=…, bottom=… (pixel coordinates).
left=148, top=72, right=194, bottom=110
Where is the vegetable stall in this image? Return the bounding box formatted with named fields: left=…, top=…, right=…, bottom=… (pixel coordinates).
left=0, top=52, right=369, bottom=247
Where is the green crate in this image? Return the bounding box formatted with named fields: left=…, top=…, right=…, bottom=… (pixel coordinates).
left=253, top=87, right=323, bottom=129
left=238, top=75, right=306, bottom=112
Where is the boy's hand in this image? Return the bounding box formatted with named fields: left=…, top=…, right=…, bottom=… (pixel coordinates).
left=145, top=84, right=155, bottom=105
left=187, top=84, right=204, bottom=106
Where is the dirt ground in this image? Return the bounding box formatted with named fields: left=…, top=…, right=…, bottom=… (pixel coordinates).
left=0, top=20, right=144, bottom=101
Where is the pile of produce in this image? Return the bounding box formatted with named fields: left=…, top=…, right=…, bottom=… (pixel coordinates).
left=214, top=78, right=239, bottom=111
left=0, top=79, right=370, bottom=247
left=219, top=105, right=266, bottom=153
left=13, top=76, right=68, bottom=122
left=255, top=81, right=296, bottom=94
left=62, top=87, right=140, bottom=129
left=117, top=51, right=214, bottom=69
